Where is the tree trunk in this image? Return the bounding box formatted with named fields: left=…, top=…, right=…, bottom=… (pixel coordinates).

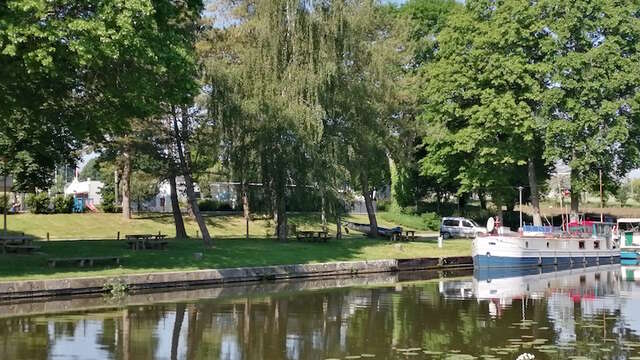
left=321, top=190, right=327, bottom=231
left=494, top=195, right=504, bottom=223
left=275, top=180, right=287, bottom=241
left=457, top=192, right=468, bottom=215
left=242, top=181, right=249, bottom=220
left=479, top=190, right=487, bottom=210
left=121, top=146, right=132, bottom=220
left=122, top=309, right=130, bottom=360
left=336, top=210, right=342, bottom=240
left=527, top=158, right=542, bottom=226
left=242, top=180, right=249, bottom=239
left=172, top=109, right=212, bottom=246
left=169, top=176, right=187, bottom=239
left=182, top=153, right=210, bottom=245
left=570, top=169, right=580, bottom=216
left=171, top=303, right=185, bottom=360
left=361, top=173, right=378, bottom=238
left=186, top=198, right=194, bottom=218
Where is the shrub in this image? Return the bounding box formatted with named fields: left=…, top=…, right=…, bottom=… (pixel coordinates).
left=197, top=199, right=234, bottom=211
left=400, top=205, right=418, bottom=215
left=420, top=212, right=441, bottom=231
left=218, top=203, right=233, bottom=211
left=100, top=183, right=118, bottom=213
left=198, top=199, right=220, bottom=211
left=53, top=195, right=74, bottom=214
left=376, top=199, right=391, bottom=212
left=26, top=193, right=51, bottom=214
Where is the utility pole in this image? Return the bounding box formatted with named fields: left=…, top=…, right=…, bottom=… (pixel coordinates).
left=114, top=169, right=119, bottom=204
left=1, top=156, right=8, bottom=238
left=518, top=186, right=524, bottom=229
left=599, top=169, right=604, bottom=222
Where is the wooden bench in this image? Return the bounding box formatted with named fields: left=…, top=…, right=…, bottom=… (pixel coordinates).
left=4, top=244, right=40, bottom=253
left=48, top=256, right=120, bottom=268
left=0, top=236, right=37, bottom=254
left=295, top=230, right=329, bottom=242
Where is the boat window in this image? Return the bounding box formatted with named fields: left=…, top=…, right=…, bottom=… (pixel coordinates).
left=594, top=241, right=600, bottom=249
left=525, top=241, right=529, bottom=248
left=546, top=242, right=550, bottom=248
left=579, top=241, right=585, bottom=249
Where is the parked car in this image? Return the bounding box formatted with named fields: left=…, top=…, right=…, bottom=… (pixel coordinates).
left=440, top=217, right=486, bottom=239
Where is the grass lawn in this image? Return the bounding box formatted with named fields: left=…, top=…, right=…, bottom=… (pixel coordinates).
left=0, top=237, right=471, bottom=281
left=0, top=212, right=462, bottom=281
left=2, top=212, right=436, bottom=240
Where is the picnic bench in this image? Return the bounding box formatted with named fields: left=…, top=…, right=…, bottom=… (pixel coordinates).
left=0, top=235, right=40, bottom=254
left=391, top=230, right=416, bottom=242
left=125, top=233, right=168, bottom=250
left=295, top=230, right=329, bottom=242
left=48, top=256, right=120, bottom=268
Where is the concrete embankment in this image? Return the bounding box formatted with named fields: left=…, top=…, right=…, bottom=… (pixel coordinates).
left=0, top=256, right=473, bottom=300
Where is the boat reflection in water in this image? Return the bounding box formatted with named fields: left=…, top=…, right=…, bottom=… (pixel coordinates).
left=5, top=265, right=640, bottom=359
left=443, top=263, right=640, bottom=345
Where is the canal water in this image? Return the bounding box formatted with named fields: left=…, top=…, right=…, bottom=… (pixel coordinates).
left=2, top=265, right=640, bottom=359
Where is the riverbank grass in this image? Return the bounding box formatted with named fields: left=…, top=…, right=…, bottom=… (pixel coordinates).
left=2, top=212, right=437, bottom=240
left=0, top=237, right=471, bottom=281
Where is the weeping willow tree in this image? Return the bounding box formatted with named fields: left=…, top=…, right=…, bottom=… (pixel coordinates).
left=201, top=0, right=406, bottom=240
left=202, top=0, right=337, bottom=241
left=318, top=2, right=411, bottom=237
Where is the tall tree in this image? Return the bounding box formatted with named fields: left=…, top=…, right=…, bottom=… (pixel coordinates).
left=541, top=0, right=640, bottom=214
left=0, top=0, right=201, bottom=190
left=419, top=0, right=553, bottom=224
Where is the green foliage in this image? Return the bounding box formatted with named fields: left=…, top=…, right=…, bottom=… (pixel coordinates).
left=0, top=0, right=203, bottom=190
left=541, top=0, right=640, bottom=197
left=130, top=171, right=159, bottom=204
left=401, top=0, right=460, bottom=64
left=99, top=178, right=118, bottom=213
left=376, top=199, right=392, bottom=212
left=616, top=184, right=630, bottom=207
left=420, top=212, right=441, bottom=231
left=52, top=195, right=74, bottom=214
left=79, top=158, right=102, bottom=182
left=419, top=0, right=550, bottom=207
left=378, top=211, right=441, bottom=231
left=197, top=199, right=233, bottom=212
left=103, top=279, right=128, bottom=298
left=26, top=193, right=50, bottom=214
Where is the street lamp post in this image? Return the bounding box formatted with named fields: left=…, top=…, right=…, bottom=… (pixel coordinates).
left=599, top=169, right=604, bottom=222
left=518, top=186, right=524, bottom=229
left=0, top=156, right=7, bottom=238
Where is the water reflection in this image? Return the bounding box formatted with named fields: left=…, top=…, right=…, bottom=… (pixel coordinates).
left=3, top=265, right=640, bottom=359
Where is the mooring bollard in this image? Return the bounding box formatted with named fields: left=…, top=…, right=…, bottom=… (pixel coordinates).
left=47, top=232, right=50, bottom=242
left=438, top=235, right=443, bottom=248
left=117, top=231, right=120, bottom=241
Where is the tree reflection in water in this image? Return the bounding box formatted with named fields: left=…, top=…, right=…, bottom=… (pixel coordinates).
left=1, top=267, right=640, bottom=359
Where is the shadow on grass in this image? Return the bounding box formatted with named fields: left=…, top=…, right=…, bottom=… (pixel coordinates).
left=0, top=236, right=394, bottom=280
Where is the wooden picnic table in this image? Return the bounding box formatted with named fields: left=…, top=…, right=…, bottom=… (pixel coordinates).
left=126, top=234, right=168, bottom=250
left=296, top=230, right=329, bottom=243
left=0, top=235, right=39, bottom=254
left=391, top=230, right=416, bottom=242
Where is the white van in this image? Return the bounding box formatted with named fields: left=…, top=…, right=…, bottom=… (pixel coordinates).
left=440, top=217, right=485, bottom=239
